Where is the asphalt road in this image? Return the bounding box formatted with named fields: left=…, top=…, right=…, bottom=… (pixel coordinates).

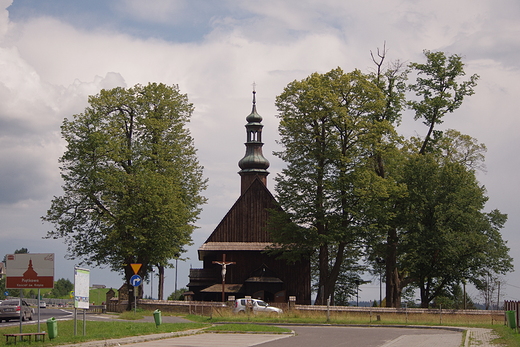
left=119, top=325, right=463, bottom=347
left=1, top=311, right=464, bottom=347
left=0, top=307, right=73, bottom=328
left=257, top=325, right=462, bottom=347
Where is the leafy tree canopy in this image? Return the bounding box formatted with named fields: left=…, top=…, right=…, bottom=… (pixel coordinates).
left=43, top=83, right=207, bottom=293
left=271, top=67, right=401, bottom=304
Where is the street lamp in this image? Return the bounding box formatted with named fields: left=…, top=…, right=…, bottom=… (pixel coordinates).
left=375, top=257, right=386, bottom=307
left=150, top=267, right=154, bottom=300
left=354, top=279, right=360, bottom=307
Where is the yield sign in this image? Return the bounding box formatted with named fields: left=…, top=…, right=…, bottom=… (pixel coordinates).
left=130, top=263, right=142, bottom=275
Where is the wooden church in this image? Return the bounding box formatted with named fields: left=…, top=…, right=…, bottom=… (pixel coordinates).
left=187, top=91, right=311, bottom=304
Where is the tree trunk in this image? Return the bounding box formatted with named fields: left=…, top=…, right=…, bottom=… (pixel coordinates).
left=316, top=245, right=329, bottom=305
left=124, top=262, right=135, bottom=311
left=157, top=265, right=165, bottom=300
left=385, top=227, right=401, bottom=307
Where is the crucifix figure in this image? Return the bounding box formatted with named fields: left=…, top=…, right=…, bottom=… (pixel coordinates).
left=212, top=254, right=236, bottom=302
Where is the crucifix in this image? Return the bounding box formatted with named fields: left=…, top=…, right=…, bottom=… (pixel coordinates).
left=212, top=254, right=236, bottom=302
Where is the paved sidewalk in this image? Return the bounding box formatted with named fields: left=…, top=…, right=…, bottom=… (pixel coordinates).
left=380, top=332, right=461, bottom=346
left=466, top=328, right=505, bottom=347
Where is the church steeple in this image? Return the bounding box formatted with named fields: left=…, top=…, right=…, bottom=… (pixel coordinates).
left=238, top=89, right=270, bottom=194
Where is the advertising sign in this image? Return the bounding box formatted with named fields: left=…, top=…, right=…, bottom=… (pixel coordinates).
left=74, top=267, right=90, bottom=309
left=5, top=253, right=54, bottom=289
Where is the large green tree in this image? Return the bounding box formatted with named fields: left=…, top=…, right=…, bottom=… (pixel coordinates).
left=43, top=83, right=207, bottom=309
left=382, top=50, right=482, bottom=307
left=396, top=153, right=512, bottom=307
left=272, top=68, right=395, bottom=305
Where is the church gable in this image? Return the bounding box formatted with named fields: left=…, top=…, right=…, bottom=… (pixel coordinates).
left=189, top=90, right=311, bottom=304
left=204, top=177, right=278, bottom=244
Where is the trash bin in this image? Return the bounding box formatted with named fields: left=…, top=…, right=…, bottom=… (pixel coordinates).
left=46, top=317, right=58, bottom=339
left=153, top=309, right=162, bottom=327
left=506, top=310, right=516, bottom=329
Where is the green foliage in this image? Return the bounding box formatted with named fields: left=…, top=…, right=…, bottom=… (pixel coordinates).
left=42, top=83, right=207, bottom=291
left=431, top=284, right=475, bottom=309
left=395, top=153, right=512, bottom=307
left=272, top=49, right=512, bottom=309
left=272, top=67, right=400, bottom=304
left=168, top=287, right=188, bottom=301
left=408, top=50, right=479, bottom=154
left=50, top=278, right=74, bottom=298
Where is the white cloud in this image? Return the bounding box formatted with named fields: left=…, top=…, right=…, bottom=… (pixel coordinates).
left=0, top=0, right=519, bottom=301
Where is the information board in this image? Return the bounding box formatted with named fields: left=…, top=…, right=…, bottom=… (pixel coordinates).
left=74, top=267, right=90, bottom=309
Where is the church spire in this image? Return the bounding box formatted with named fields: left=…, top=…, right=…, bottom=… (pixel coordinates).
left=238, top=89, right=270, bottom=194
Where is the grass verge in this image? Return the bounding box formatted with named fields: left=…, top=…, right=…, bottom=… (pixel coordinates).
left=489, top=325, right=520, bottom=347
left=0, top=320, right=207, bottom=346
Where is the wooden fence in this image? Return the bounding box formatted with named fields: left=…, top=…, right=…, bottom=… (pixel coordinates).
left=104, top=298, right=505, bottom=325
left=504, top=301, right=520, bottom=327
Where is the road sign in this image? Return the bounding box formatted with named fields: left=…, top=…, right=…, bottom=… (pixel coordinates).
left=130, top=274, right=142, bottom=287
left=5, top=253, right=55, bottom=289
left=130, top=263, right=142, bottom=275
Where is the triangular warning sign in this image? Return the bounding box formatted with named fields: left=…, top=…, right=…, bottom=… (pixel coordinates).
left=130, top=263, right=142, bottom=275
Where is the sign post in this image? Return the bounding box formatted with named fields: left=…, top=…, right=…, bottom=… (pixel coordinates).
left=74, top=267, right=90, bottom=336
left=5, top=253, right=54, bottom=335
left=130, top=263, right=142, bottom=313
left=130, top=274, right=142, bottom=313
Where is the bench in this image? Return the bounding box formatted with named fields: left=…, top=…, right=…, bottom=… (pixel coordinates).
left=4, top=332, right=46, bottom=344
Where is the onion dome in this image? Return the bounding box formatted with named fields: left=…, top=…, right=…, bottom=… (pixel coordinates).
left=238, top=90, right=270, bottom=193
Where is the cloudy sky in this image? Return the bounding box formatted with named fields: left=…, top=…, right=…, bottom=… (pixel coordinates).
left=1, top=0, right=519, bottom=304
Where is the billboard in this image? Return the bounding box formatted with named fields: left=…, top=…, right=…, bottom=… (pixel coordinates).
left=74, top=267, right=90, bottom=309
left=5, top=253, right=55, bottom=289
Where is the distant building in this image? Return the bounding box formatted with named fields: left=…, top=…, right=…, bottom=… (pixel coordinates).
left=0, top=262, right=5, bottom=279
left=187, top=91, right=311, bottom=304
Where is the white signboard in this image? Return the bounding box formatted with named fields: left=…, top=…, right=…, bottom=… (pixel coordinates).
left=74, top=267, right=90, bottom=309
left=5, top=253, right=54, bottom=289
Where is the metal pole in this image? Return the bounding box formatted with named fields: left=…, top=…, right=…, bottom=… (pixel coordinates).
left=37, top=289, right=41, bottom=332
left=379, top=272, right=382, bottom=307
left=497, top=281, right=501, bottom=310
left=19, top=292, right=23, bottom=334
left=74, top=308, right=77, bottom=336
left=463, top=281, right=466, bottom=310
left=326, top=296, right=330, bottom=323
left=175, top=259, right=178, bottom=294
left=355, top=279, right=360, bottom=307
